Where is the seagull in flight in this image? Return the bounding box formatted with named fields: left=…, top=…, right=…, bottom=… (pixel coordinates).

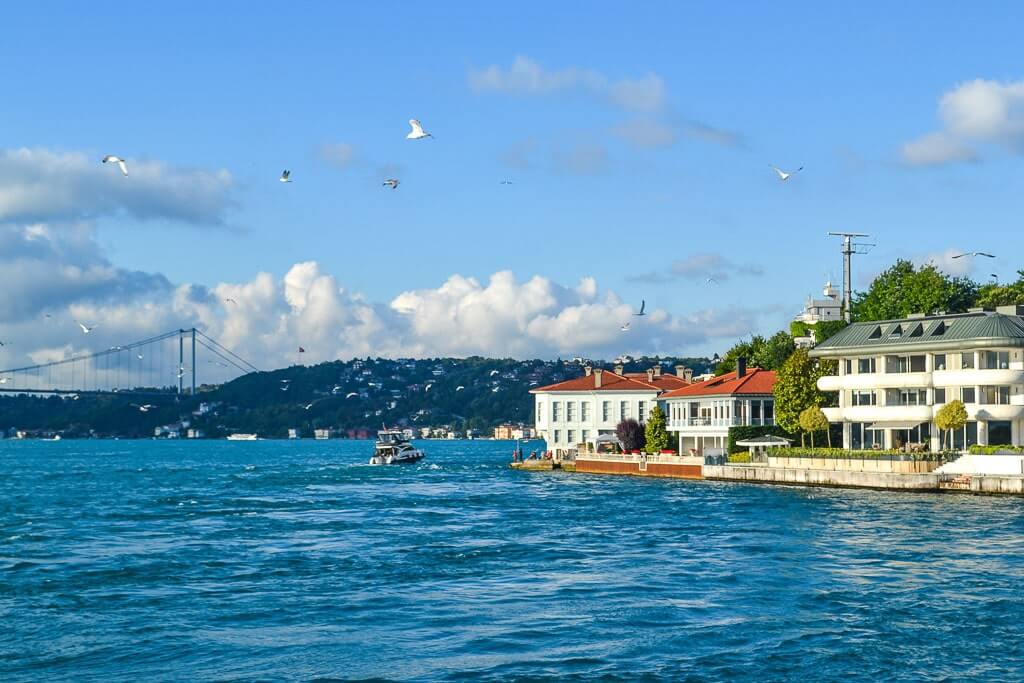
left=136, top=353, right=144, bottom=360
left=383, top=178, right=400, bottom=190
left=633, top=300, right=646, bottom=316
left=455, top=385, right=465, bottom=392
left=132, top=403, right=155, bottom=413
left=489, top=370, right=500, bottom=376
left=425, top=383, right=434, bottom=392
left=771, top=165, right=802, bottom=181
left=102, top=155, right=129, bottom=176
left=407, top=119, right=433, bottom=140
left=224, top=298, right=237, bottom=305
left=345, top=392, right=358, bottom=399
left=706, top=277, right=719, bottom=286
left=303, top=402, right=315, bottom=410
left=621, top=322, right=631, bottom=332
left=500, top=180, right=513, bottom=185
left=77, top=321, right=97, bottom=334
left=952, top=252, right=996, bottom=259
left=280, top=170, right=292, bottom=183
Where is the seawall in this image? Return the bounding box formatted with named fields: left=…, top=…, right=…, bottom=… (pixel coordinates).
left=704, top=465, right=941, bottom=490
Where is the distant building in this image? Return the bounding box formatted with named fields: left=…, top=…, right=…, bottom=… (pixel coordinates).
left=186, top=428, right=205, bottom=439
left=288, top=428, right=300, bottom=439
left=493, top=424, right=517, bottom=440
left=794, top=281, right=843, bottom=348
left=314, top=428, right=334, bottom=440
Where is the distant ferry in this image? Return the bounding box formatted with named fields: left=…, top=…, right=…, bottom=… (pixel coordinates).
left=369, top=429, right=425, bottom=465
left=226, top=433, right=258, bottom=441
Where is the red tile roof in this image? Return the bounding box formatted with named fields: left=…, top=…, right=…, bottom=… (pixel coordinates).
left=530, top=369, right=690, bottom=393
left=660, top=368, right=776, bottom=398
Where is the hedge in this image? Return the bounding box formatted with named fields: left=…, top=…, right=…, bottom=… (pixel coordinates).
left=968, top=444, right=1024, bottom=455
left=768, top=447, right=954, bottom=461
left=727, top=452, right=752, bottom=464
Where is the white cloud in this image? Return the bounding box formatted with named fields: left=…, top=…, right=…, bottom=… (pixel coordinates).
left=0, top=224, right=766, bottom=374
left=552, top=141, right=608, bottom=175
left=0, top=148, right=234, bottom=225
left=613, top=118, right=679, bottom=149
left=318, top=142, right=358, bottom=168
left=629, top=252, right=765, bottom=284
left=917, top=248, right=980, bottom=278
left=469, top=55, right=665, bottom=113
left=901, top=78, right=1024, bottom=166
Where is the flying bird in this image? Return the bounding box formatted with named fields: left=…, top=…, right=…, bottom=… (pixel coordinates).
left=500, top=180, right=513, bottom=185
left=455, top=386, right=465, bottom=392
left=952, top=252, right=996, bottom=259
left=132, top=403, right=155, bottom=413
left=280, top=378, right=291, bottom=383
left=621, top=322, right=631, bottom=332
left=382, top=178, right=400, bottom=190
left=634, top=300, right=646, bottom=316
left=102, top=155, right=129, bottom=176
left=280, top=384, right=290, bottom=392
left=770, top=165, right=802, bottom=181
left=303, top=403, right=315, bottom=410
left=489, top=370, right=500, bottom=376
left=406, top=119, right=433, bottom=140
left=224, top=298, right=237, bottom=305
left=706, top=277, right=719, bottom=286
left=77, top=321, right=97, bottom=334
left=425, top=384, right=434, bottom=392
left=298, top=347, right=305, bottom=353
left=136, top=353, right=144, bottom=360
left=345, top=392, right=359, bottom=399
left=280, top=170, right=292, bottom=183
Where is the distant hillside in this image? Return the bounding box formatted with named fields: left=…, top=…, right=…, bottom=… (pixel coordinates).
left=0, top=355, right=713, bottom=439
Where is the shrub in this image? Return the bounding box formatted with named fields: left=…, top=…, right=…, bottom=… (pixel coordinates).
left=728, top=452, right=752, bottom=464
left=968, top=444, right=1024, bottom=455
left=616, top=419, right=645, bottom=452
left=644, top=405, right=671, bottom=453
left=768, top=447, right=951, bottom=461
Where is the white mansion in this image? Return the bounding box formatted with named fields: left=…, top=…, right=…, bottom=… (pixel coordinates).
left=810, top=306, right=1024, bottom=450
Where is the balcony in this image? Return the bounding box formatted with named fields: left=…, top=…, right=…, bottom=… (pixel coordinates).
left=668, top=417, right=775, bottom=429
left=818, top=372, right=931, bottom=392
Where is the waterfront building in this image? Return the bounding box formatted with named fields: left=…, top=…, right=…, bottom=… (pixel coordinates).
left=661, top=359, right=777, bottom=457
left=288, top=428, right=300, bottom=439
left=314, top=428, right=334, bottom=440
left=531, top=365, right=691, bottom=455
left=809, top=306, right=1024, bottom=450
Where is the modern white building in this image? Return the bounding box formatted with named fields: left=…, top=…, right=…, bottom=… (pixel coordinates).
left=531, top=365, right=691, bottom=455
left=809, top=307, right=1024, bottom=451
left=793, top=281, right=843, bottom=348
left=661, top=361, right=777, bottom=457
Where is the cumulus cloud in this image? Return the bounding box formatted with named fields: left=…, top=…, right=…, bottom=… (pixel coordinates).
left=901, top=78, right=1024, bottom=166
left=681, top=121, right=744, bottom=148
left=613, top=118, right=679, bottom=149
left=0, top=148, right=234, bottom=225
left=317, top=142, right=359, bottom=168
left=917, top=248, right=981, bottom=278
left=629, top=252, right=765, bottom=284
left=0, top=224, right=766, bottom=374
left=469, top=55, right=666, bottom=113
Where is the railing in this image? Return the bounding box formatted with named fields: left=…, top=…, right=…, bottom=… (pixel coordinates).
left=668, top=417, right=776, bottom=428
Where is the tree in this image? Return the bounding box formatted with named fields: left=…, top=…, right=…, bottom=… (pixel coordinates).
left=935, top=400, right=968, bottom=451
left=852, top=260, right=978, bottom=321
left=774, top=348, right=832, bottom=437
left=977, top=270, right=1024, bottom=308
left=799, top=406, right=831, bottom=448
left=616, top=418, right=645, bottom=452
left=644, top=404, right=670, bottom=453
left=716, top=331, right=795, bottom=375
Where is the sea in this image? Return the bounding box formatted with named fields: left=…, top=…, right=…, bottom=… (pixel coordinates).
left=1, top=439, right=1023, bottom=682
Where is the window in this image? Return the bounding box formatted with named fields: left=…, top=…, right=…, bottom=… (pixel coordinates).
left=553, top=429, right=561, bottom=444
left=566, top=401, right=576, bottom=422
left=980, top=386, right=1011, bottom=405
left=868, top=326, right=883, bottom=339
left=933, top=354, right=946, bottom=371
left=980, top=351, right=1010, bottom=370
left=638, top=401, right=646, bottom=423
left=960, top=353, right=975, bottom=369
left=858, top=358, right=877, bottom=374
left=988, top=421, right=1012, bottom=446
left=851, top=390, right=876, bottom=406
left=889, top=324, right=903, bottom=338
left=567, top=429, right=575, bottom=445
left=961, top=387, right=976, bottom=404
left=934, top=388, right=946, bottom=404
left=752, top=402, right=762, bottom=419
left=909, top=323, right=924, bottom=337
left=844, top=359, right=852, bottom=375
left=885, top=388, right=928, bottom=406
left=764, top=402, right=774, bottom=420
left=581, top=429, right=591, bottom=444
left=602, top=401, right=611, bottom=422
left=581, top=402, right=591, bottom=421
left=931, top=321, right=947, bottom=336
left=952, top=422, right=979, bottom=450
left=620, top=401, right=629, bottom=420
left=552, top=402, right=561, bottom=422
left=885, top=355, right=925, bottom=373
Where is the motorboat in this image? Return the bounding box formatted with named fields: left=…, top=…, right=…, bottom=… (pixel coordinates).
left=370, top=429, right=425, bottom=465
left=226, top=433, right=258, bottom=441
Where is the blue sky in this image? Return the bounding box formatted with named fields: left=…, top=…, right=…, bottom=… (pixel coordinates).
left=2, top=3, right=1023, bottom=365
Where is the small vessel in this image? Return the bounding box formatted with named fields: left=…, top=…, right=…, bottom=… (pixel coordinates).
left=226, top=433, right=258, bottom=441
left=370, top=429, right=425, bottom=465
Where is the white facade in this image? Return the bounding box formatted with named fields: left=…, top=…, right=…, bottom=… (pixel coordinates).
left=817, top=347, right=1024, bottom=450
left=795, top=281, right=843, bottom=324
left=534, top=389, right=659, bottom=453
left=665, top=393, right=775, bottom=456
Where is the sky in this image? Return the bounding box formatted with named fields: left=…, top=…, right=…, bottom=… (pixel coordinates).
left=2, top=2, right=1024, bottom=374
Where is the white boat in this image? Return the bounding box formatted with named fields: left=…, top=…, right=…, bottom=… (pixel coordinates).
left=226, top=433, right=258, bottom=441
left=370, top=429, right=425, bottom=465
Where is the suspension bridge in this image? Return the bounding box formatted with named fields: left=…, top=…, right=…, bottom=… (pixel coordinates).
left=0, top=328, right=259, bottom=397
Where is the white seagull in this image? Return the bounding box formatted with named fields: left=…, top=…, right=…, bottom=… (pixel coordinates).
left=500, top=180, right=513, bottom=185
left=132, top=403, right=155, bottom=413
left=224, top=298, right=237, bottom=305
left=633, top=300, right=646, bottom=316
left=137, top=353, right=144, bottom=360
left=383, top=178, right=400, bottom=190
left=952, top=252, right=996, bottom=259
left=303, top=403, right=314, bottom=410
left=345, top=392, right=359, bottom=399
left=621, top=322, right=631, bottom=332
left=280, top=170, right=292, bottom=183
left=425, top=383, right=434, bottom=392
left=770, top=165, right=803, bottom=181
left=406, top=119, right=433, bottom=140
left=102, top=155, right=129, bottom=176
left=706, top=277, right=719, bottom=286
left=77, top=321, right=97, bottom=334
left=455, top=385, right=465, bottom=392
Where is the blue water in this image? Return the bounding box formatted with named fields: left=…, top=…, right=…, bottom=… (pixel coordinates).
left=2, top=440, right=1024, bottom=681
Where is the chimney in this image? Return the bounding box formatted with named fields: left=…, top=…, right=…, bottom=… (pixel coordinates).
left=614, top=363, right=624, bottom=375
left=675, top=365, right=687, bottom=378
left=593, top=368, right=604, bottom=388
left=653, top=365, right=662, bottom=377
left=737, top=356, right=747, bottom=378
left=584, top=365, right=593, bottom=376
left=646, top=368, right=655, bottom=383
left=684, top=368, right=694, bottom=382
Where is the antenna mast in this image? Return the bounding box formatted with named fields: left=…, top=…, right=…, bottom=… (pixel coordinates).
left=827, top=232, right=873, bottom=323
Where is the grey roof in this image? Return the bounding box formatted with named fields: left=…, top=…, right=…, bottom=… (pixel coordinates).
left=809, top=311, right=1024, bottom=357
